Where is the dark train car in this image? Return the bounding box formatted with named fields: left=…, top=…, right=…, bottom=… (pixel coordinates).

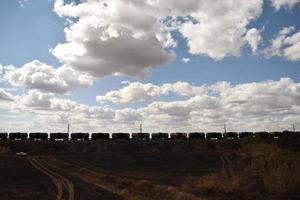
left=223, top=132, right=238, bottom=139
left=29, top=132, right=48, bottom=140
left=112, top=133, right=130, bottom=140
left=131, top=133, right=150, bottom=140
left=254, top=131, right=269, bottom=138
left=280, top=130, right=300, bottom=138
left=170, top=132, right=187, bottom=140
left=206, top=132, right=222, bottom=140
left=189, top=132, right=205, bottom=140
left=49, top=133, right=69, bottom=140
left=9, top=132, right=28, bottom=140
left=71, top=133, right=89, bottom=140
left=91, top=133, right=110, bottom=140
left=0, top=133, right=8, bottom=140
left=269, top=131, right=283, bottom=139
left=151, top=132, right=169, bottom=140
left=239, top=132, right=253, bottom=138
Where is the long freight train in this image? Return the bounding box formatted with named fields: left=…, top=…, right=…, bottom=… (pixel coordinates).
left=0, top=131, right=298, bottom=141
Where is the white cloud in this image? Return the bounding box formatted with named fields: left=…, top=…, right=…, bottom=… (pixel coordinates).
left=182, top=57, right=190, bottom=63
left=178, top=0, right=263, bottom=60
left=4, top=60, right=93, bottom=94
left=270, top=0, right=300, bottom=10
left=283, top=30, right=300, bottom=61
left=1, top=78, right=300, bottom=132
left=50, top=0, right=265, bottom=80
left=52, top=0, right=176, bottom=78
left=262, top=26, right=300, bottom=61
left=0, top=89, right=14, bottom=101
left=96, top=81, right=205, bottom=104
left=245, top=28, right=262, bottom=52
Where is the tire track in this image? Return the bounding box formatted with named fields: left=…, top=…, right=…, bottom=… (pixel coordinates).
left=219, top=153, right=236, bottom=178
left=27, top=157, right=74, bottom=200
left=44, top=157, right=205, bottom=200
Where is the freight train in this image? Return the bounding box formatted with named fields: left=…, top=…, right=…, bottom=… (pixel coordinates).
left=0, top=131, right=298, bottom=141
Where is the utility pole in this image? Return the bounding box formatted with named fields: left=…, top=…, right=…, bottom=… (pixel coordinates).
left=293, top=124, right=295, bottom=132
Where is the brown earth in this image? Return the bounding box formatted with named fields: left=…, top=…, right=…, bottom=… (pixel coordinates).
left=0, top=137, right=299, bottom=200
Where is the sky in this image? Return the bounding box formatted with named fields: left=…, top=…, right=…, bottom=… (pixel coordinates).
left=0, top=0, right=300, bottom=133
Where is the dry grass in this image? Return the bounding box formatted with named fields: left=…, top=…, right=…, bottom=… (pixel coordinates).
left=0, top=146, right=11, bottom=155
left=182, top=143, right=300, bottom=199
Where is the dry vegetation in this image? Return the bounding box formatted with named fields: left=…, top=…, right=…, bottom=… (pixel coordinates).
left=182, top=137, right=300, bottom=200
left=0, top=146, right=10, bottom=155
left=0, top=136, right=299, bottom=200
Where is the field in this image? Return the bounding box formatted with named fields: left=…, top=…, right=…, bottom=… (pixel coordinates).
left=0, top=136, right=299, bottom=200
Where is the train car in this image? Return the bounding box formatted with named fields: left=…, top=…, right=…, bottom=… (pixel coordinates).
left=189, top=132, right=205, bottom=140
left=281, top=130, right=300, bottom=138
left=239, top=132, right=253, bottom=138
left=0, top=133, right=8, bottom=140
left=29, top=132, right=48, bottom=140
left=71, top=133, right=89, bottom=140
left=223, top=132, right=238, bottom=139
left=269, top=131, right=283, bottom=139
left=151, top=132, right=169, bottom=140
left=170, top=132, right=187, bottom=140
left=9, top=132, right=28, bottom=140
left=49, top=133, right=69, bottom=140
left=131, top=133, right=150, bottom=140
left=206, top=132, right=222, bottom=140
left=91, top=133, right=110, bottom=140
left=112, top=133, right=130, bottom=140
left=254, top=131, right=269, bottom=138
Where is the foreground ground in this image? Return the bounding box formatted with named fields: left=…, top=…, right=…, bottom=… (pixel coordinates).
left=0, top=136, right=299, bottom=200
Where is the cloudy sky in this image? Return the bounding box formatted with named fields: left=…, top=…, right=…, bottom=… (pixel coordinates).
left=0, top=0, right=300, bottom=133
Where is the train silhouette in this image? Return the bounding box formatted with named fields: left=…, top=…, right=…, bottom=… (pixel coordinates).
left=0, top=131, right=298, bottom=141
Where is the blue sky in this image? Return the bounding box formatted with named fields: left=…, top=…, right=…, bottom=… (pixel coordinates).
left=0, top=0, right=300, bottom=132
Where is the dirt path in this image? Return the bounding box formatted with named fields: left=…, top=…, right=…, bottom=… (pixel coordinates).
left=43, top=157, right=206, bottom=200
left=27, top=157, right=74, bottom=200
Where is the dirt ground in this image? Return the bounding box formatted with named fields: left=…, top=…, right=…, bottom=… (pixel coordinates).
left=0, top=138, right=299, bottom=200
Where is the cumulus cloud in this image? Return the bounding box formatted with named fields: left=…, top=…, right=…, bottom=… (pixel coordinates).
left=0, top=89, right=14, bottom=101
left=270, top=0, right=300, bottom=10
left=245, top=28, right=262, bottom=52
left=263, top=26, right=300, bottom=61
left=52, top=0, right=176, bottom=78
left=50, top=0, right=265, bottom=80
left=178, top=0, right=263, bottom=60
left=1, top=78, right=300, bottom=132
left=96, top=81, right=205, bottom=104
left=5, top=60, right=93, bottom=94
left=139, top=78, right=300, bottom=131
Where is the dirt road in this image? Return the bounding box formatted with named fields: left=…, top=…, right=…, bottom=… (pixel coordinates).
left=27, top=157, right=74, bottom=200
left=42, top=157, right=206, bottom=200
